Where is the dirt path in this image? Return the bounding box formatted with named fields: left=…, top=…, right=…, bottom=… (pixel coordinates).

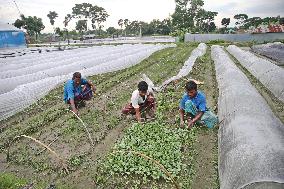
left=189, top=48, right=219, bottom=189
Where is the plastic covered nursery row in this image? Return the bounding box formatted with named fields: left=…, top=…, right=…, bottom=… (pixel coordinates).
left=0, top=46, right=71, bottom=58
left=251, top=42, right=284, bottom=66
left=0, top=44, right=175, bottom=121
left=227, top=45, right=284, bottom=103
left=0, top=44, right=167, bottom=94
left=212, top=45, right=284, bottom=189
left=154, top=43, right=207, bottom=91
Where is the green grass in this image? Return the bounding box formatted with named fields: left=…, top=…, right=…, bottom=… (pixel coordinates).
left=0, top=173, right=28, bottom=189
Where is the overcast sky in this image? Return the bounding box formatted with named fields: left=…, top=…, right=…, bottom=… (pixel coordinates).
left=0, top=0, right=283, bottom=33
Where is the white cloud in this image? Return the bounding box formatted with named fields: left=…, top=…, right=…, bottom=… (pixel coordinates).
left=0, top=0, right=283, bottom=33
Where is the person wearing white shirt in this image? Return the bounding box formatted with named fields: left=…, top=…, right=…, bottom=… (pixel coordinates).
left=122, top=81, right=156, bottom=122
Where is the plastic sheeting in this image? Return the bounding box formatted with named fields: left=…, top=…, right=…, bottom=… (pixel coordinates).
left=0, top=46, right=146, bottom=77
left=227, top=45, right=284, bottom=103
left=0, top=45, right=121, bottom=73
left=0, top=46, right=78, bottom=59
left=0, top=44, right=175, bottom=121
left=0, top=44, right=162, bottom=94
left=29, top=36, right=177, bottom=46
left=153, top=43, right=207, bottom=91
left=251, top=42, right=284, bottom=66
left=0, top=23, right=26, bottom=48
left=211, top=45, right=284, bottom=189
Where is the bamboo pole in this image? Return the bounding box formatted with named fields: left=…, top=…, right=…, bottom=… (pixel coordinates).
left=7, top=135, right=69, bottom=173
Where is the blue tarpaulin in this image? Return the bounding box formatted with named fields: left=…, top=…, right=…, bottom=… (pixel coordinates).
left=0, top=23, right=26, bottom=48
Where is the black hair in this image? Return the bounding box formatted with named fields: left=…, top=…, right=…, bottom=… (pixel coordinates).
left=72, top=72, right=81, bottom=80
left=185, top=80, right=197, bottom=91
left=138, top=81, right=148, bottom=92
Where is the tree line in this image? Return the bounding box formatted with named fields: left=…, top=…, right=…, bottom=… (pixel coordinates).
left=221, top=14, right=284, bottom=33
left=12, top=1, right=283, bottom=41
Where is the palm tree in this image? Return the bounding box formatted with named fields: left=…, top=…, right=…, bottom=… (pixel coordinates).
left=118, top=19, right=123, bottom=36
left=124, top=19, right=130, bottom=37
left=63, top=14, right=72, bottom=27
left=63, top=14, right=73, bottom=45
left=47, top=11, right=58, bottom=46
left=47, top=11, right=58, bottom=26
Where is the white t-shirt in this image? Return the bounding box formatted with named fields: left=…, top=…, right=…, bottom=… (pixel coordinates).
left=131, top=89, right=152, bottom=109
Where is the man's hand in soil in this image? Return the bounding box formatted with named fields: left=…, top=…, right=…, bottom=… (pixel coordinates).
left=73, top=109, right=79, bottom=116
left=180, top=121, right=185, bottom=129
left=70, top=99, right=79, bottom=115
left=187, top=119, right=193, bottom=129
left=91, top=85, right=96, bottom=93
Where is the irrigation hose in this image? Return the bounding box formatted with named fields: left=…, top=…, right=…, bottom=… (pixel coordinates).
left=113, top=150, right=180, bottom=189
left=66, top=109, right=95, bottom=148
left=6, top=135, right=69, bottom=174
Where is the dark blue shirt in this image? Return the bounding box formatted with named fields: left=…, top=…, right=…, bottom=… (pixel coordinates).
left=63, top=79, right=88, bottom=102
left=179, top=91, right=207, bottom=112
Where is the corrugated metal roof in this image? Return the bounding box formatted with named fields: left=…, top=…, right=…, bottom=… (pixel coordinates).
left=0, top=23, right=22, bottom=32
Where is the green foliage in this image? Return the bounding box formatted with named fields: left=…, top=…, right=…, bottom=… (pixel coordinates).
left=206, top=39, right=227, bottom=45
left=170, top=29, right=186, bottom=41
left=55, top=27, right=64, bottom=37
left=118, top=18, right=173, bottom=37
left=234, top=13, right=248, bottom=28
left=72, top=3, right=93, bottom=20
left=148, top=19, right=172, bottom=35
left=244, top=16, right=282, bottom=29
left=72, top=3, right=109, bottom=33
left=13, top=18, right=25, bottom=29
left=0, top=173, right=27, bottom=189
left=104, top=122, right=193, bottom=180
left=68, top=154, right=85, bottom=167
left=13, top=14, right=45, bottom=39
left=75, top=20, right=87, bottom=33
left=0, top=108, right=65, bottom=152
left=118, top=19, right=124, bottom=29
left=172, top=6, right=194, bottom=32
left=64, top=14, right=73, bottom=27
left=63, top=118, right=82, bottom=135
left=106, top=27, right=118, bottom=35
left=47, top=11, right=58, bottom=26
left=171, top=0, right=218, bottom=34
left=221, top=18, right=230, bottom=28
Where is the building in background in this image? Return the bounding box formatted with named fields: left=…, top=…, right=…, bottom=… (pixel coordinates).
left=0, top=23, right=26, bottom=48
left=249, top=24, right=284, bottom=33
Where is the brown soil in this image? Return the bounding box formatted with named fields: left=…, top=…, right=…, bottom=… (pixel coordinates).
left=189, top=47, right=219, bottom=189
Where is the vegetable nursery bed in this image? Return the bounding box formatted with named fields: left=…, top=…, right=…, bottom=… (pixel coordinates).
left=0, top=43, right=219, bottom=189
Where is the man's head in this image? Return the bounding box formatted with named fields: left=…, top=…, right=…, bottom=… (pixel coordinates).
left=185, top=80, right=198, bottom=98
left=138, top=81, right=148, bottom=97
left=72, top=72, right=82, bottom=86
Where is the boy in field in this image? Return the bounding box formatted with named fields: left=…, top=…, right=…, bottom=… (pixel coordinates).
left=122, top=81, right=156, bottom=122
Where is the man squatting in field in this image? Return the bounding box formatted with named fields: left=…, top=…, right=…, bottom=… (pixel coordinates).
left=122, top=81, right=156, bottom=122
left=63, top=72, right=96, bottom=115
left=179, top=80, right=218, bottom=129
